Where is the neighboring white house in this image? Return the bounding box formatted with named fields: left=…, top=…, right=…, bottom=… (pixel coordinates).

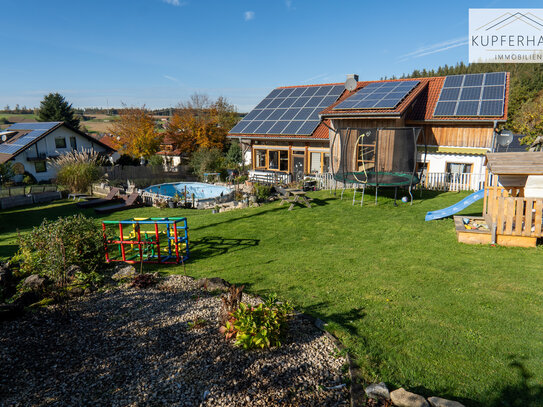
left=0, top=122, right=112, bottom=182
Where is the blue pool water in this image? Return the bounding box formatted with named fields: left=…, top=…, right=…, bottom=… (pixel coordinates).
left=144, top=182, right=233, bottom=200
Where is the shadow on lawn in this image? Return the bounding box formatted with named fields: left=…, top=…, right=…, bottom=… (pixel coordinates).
left=190, top=236, right=260, bottom=260
left=304, top=302, right=366, bottom=336
left=486, top=356, right=543, bottom=407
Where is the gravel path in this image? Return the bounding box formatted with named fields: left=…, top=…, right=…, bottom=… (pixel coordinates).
left=0, top=276, right=349, bottom=406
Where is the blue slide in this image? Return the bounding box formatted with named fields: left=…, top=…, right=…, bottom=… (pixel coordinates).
left=425, top=189, right=485, bottom=221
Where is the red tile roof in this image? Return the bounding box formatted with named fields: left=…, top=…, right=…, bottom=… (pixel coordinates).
left=228, top=74, right=509, bottom=141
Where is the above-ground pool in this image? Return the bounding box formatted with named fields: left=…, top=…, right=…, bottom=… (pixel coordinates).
left=144, top=182, right=233, bottom=201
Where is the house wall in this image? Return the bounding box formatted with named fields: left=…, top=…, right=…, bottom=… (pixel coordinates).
left=419, top=152, right=486, bottom=174
left=12, top=126, right=108, bottom=182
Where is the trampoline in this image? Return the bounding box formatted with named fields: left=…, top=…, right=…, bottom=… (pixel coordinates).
left=330, top=127, right=425, bottom=206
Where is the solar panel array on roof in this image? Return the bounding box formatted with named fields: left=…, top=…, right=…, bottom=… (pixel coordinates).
left=6, top=122, right=61, bottom=131
left=433, top=72, right=506, bottom=117
left=0, top=122, right=61, bottom=156
left=0, top=130, right=49, bottom=155
left=229, top=85, right=344, bottom=135
left=333, top=80, right=420, bottom=110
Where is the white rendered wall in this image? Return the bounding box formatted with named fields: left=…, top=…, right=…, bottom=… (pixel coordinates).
left=13, top=126, right=108, bottom=182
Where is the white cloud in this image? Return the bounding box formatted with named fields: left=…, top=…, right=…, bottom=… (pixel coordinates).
left=163, top=0, right=187, bottom=6
left=244, top=11, right=255, bottom=21
left=398, top=36, right=467, bottom=62
left=163, top=75, right=179, bottom=83
left=285, top=0, right=293, bottom=9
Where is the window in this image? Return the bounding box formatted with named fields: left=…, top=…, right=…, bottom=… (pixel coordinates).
left=255, top=149, right=266, bottom=168
left=55, top=138, right=66, bottom=148
left=446, top=162, right=472, bottom=183
left=34, top=161, right=47, bottom=173
left=269, top=150, right=279, bottom=170
left=279, top=150, right=288, bottom=171
left=309, top=152, right=331, bottom=174
left=69, top=136, right=77, bottom=149
left=446, top=163, right=472, bottom=174
left=322, top=153, right=330, bottom=173
left=310, top=152, right=321, bottom=173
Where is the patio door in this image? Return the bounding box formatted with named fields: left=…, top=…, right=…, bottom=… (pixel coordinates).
left=293, top=153, right=305, bottom=181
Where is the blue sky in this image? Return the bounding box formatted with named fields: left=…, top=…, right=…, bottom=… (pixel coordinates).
left=0, top=0, right=540, bottom=112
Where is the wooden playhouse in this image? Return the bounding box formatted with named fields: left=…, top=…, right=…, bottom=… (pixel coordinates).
left=456, top=152, right=543, bottom=247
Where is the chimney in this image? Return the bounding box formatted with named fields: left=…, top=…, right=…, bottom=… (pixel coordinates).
left=346, top=74, right=359, bottom=82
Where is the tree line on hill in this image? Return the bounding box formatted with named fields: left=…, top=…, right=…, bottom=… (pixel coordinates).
left=394, top=62, right=543, bottom=145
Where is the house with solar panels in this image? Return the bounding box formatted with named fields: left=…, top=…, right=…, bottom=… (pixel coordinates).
left=228, top=72, right=509, bottom=189
left=0, top=122, right=112, bottom=182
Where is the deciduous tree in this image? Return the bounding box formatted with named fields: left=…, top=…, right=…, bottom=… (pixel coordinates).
left=108, top=107, right=163, bottom=159
left=38, top=93, right=80, bottom=129
left=166, top=94, right=239, bottom=155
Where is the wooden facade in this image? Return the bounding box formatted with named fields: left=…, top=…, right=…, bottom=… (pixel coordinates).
left=413, top=124, right=494, bottom=148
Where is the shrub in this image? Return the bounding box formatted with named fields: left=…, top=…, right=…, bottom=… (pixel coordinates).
left=147, top=155, right=164, bottom=167
left=189, top=147, right=225, bottom=180
left=48, top=149, right=104, bottom=193
left=14, top=214, right=105, bottom=283
left=220, top=294, right=293, bottom=349
left=235, top=175, right=248, bottom=184
left=253, top=183, right=272, bottom=201
left=0, top=162, right=14, bottom=185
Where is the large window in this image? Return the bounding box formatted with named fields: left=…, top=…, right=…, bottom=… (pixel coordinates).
left=55, top=138, right=67, bottom=148
left=254, top=149, right=288, bottom=171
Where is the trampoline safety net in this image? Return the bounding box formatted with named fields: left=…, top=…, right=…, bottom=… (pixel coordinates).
left=331, top=127, right=421, bottom=187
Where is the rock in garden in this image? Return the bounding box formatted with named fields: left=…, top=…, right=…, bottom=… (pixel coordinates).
left=197, top=277, right=231, bottom=292
left=22, top=274, right=47, bottom=291
left=365, top=382, right=390, bottom=400
left=0, top=262, right=12, bottom=287
left=66, top=265, right=82, bottom=277
left=390, top=388, right=429, bottom=407
left=428, top=396, right=465, bottom=407
left=112, top=265, right=136, bottom=280
left=68, top=286, right=85, bottom=297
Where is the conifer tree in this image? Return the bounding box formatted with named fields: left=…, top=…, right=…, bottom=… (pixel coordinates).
left=38, top=93, right=80, bottom=129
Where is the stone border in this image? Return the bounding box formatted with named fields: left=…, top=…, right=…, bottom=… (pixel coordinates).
left=195, top=275, right=364, bottom=407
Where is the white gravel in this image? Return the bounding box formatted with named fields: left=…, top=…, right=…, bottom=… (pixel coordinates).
left=0, top=275, right=349, bottom=406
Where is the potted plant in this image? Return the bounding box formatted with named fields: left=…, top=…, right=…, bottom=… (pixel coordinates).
left=171, top=192, right=182, bottom=208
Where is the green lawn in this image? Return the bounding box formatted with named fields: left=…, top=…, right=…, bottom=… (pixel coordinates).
left=2, top=190, right=543, bottom=406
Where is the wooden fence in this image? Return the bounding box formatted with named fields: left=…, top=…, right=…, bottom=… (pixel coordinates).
left=0, top=184, right=58, bottom=198
left=484, top=186, right=543, bottom=238
left=312, top=172, right=486, bottom=192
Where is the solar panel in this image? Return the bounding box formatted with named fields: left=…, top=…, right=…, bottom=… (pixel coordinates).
left=333, top=80, right=420, bottom=110
left=229, top=85, right=344, bottom=135
left=6, top=122, right=60, bottom=131
left=433, top=72, right=506, bottom=117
